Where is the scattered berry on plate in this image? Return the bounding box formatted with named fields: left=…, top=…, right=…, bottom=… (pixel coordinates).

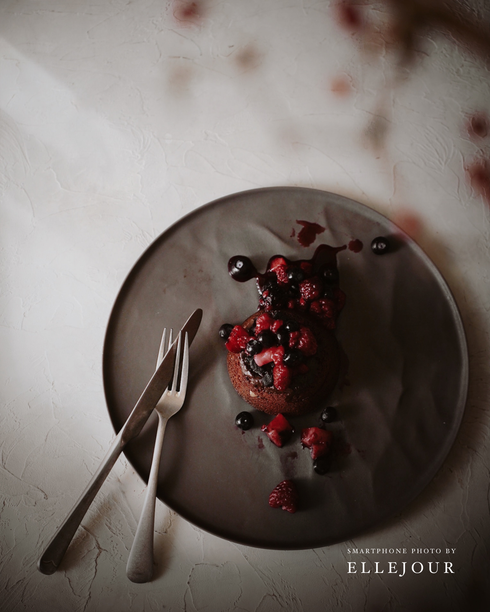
left=235, top=411, right=254, bottom=430
left=313, top=455, right=331, bottom=475
left=261, top=413, right=294, bottom=447
left=301, top=426, right=333, bottom=459
left=268, top=479, right=299, bottom=513
left=371, top=236, right=390, bottom=255
left=320, top=406, right=338, bottom=424
left=228, top=255, right=257, bottom=282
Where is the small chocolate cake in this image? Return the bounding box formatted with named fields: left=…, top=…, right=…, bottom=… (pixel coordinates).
left=226, top=310, right=340, bottom=416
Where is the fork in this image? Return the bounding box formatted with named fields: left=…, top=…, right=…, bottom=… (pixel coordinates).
left=126, top=328, right=189, bottom=583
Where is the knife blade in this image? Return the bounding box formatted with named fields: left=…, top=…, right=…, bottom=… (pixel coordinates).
left=37, top=308, right=203, bottom=575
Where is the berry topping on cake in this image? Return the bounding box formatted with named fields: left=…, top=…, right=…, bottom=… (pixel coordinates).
left=219, top=323, right=234, bottom=341
left=238, top=244, right=348, bottom=325
left=235, top=411, right=254, bottom=430
left=223, top=243, right=347, bottom=415
left=261, top=413, right=294, bottom=446
left=268, top=479, right=299, bottom=513
left=225, top=325, right=253, bottom=353
left=301, top=427, right=333, bottom=459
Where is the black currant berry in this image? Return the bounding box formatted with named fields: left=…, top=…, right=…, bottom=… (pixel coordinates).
left=235, top=411, right=254, bottom=430
left=283, top=348, right=304, bottom=367
left=275, top=330, right=290, bottom=347
left=320, top=406, right=338, bottom=424
left=228, top=255, right=257, bottom=282
left=257, top=329, right=276, bottom=348
left=219, top=323, right=234, bottom=341
left=245, top=339, right=263, bottom=356
left=320, top=266, right=339, bottom=284
left=287, top=267, right=305, bottom=284
left=284, top=319, right=300, bottom=333
left=313, top=455, right=331, bottom=475
left=371, top=237, right=390, bottom=255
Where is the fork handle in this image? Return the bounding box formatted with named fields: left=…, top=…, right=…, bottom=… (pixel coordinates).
left=37, top=431, right=126, bottom=575
left=126, top=414, right=168, bottom=583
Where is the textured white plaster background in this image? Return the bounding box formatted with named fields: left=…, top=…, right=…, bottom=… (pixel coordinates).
left=1, top=1, right=489, bottom=611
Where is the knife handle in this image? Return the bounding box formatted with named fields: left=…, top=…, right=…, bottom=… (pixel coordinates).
left=37, top=432, right=126, bottom=575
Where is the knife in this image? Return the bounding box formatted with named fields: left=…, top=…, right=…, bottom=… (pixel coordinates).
left=37, top=308, right=203, bottom=575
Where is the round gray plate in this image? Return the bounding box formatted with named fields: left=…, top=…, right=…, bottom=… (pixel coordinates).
left=103, top=187, right=468, bottom=550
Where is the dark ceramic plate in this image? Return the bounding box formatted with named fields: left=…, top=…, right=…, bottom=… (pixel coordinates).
left=103, top=187, right=468, bottom=550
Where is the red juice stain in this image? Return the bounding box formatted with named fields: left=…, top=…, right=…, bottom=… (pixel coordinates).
left=257, top=436, right=265, bottom=450
left=281, top=451, right=298, bottom=478
left=467, top=112, right=489, bottom=139
left=235, top=45, right=261, bottom=70
left=391, top=209, right=423, bottom=239
left=466, top=158, right=490, bottom=204
left=335, top=439, right=352, bottom=456
left=348, top=238, right=363, bottom=253
left=334, top=1, right=364, bottom=32
left=330, top=74, right=353, bottom=97
left=173, top=0, right=204, bottom=23
left=296, top=220, right=326, bottom=247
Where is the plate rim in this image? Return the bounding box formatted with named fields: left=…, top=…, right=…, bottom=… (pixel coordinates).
left=102, top=186, right=469, bottom=550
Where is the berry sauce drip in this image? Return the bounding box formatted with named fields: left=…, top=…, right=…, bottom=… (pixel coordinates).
left=296, top=220, right=326, bottom=247
left=348, top=238, right=363, bottom=253
left=228, top=244, right=346, bottom=322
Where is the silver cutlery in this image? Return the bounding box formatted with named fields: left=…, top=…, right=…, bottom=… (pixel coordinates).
left=37, top=308, right=202, bottom=575
left=126, top=329, right=189, bottom=583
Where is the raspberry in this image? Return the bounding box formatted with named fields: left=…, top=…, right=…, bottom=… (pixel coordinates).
left=261, top=413, right=294, bottom=447
left=270, top=318, right=283, bottom=333
left=268, top=256, right=289, bottom=285
left=299, top=278, right=323, bottom=301
left=301, top=427, right=333, bottom=459
left=289, top=326, right=317, bottom=356
left=268, top=480, right=299, bottom=513
left=273, top=363, right=292, bottom=391
left=254, top=345, right=285, bottom=367
left=254, top=312, right=275, bottom=335
left=225, top=325, right=253, bottom=353
left=310, top=298, right=336, bottom=320
left=299, top=261, right=313, bottom=275
left=268, top=256, right=287, bottom=271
